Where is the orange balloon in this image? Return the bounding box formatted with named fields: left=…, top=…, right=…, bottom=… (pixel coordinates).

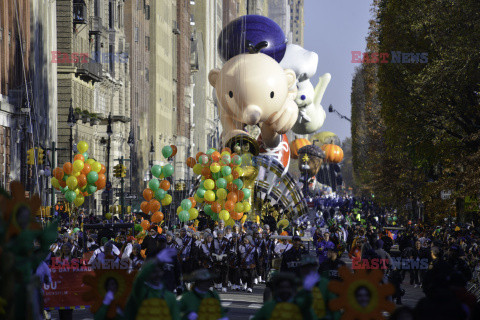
left=186, top=157, right=197, bottom=168
left=151, top=211, right=164, bottom=223
left=81, top=163, right=92, bottom=175
left=99, top=164, right=106, bottom=175
left=224, top=200, right=235, bottom=212
left=227, top=192, right=238, bottom=203
left=141, top=219, right=150, bottom=230
left=231, top=211, right=243, bottom=220
left=201, top=167, right=211, bottom=177
left=232, top=170, right=240, bottom=179
left=280, top=231, right=288, bottom=236
left=159, top=180, right=170, bottom=191
left=188, top=196, right=196, bottom=208
left=77, top=174, right=87, bottom=188
left=157, top=226, right=163, bottom=234
left=170, top=145, right=177, bottom=157
left=211, top=202, right=222, bottom=214
left=96, top=181, right=106, bottom=190
left=95, top=174, right=106, bottom=188
left=196, top=152, right=204, bottom=162
left=53, top=167, right=64, bottom=180
left=59, top=180, right=67, bottom=188
left=63, top=162, right=73, bottom=175
left=227, top=182, right=238, bottom=192
left=148, top=199, right=161, bottom=213
left=143, top=188, right=154, bottom=201
left=74, top=154, right=85, bottom=162
left=237, top=190, right=245, bottom=201
left=221, top=147, right=232, bottom=154
left=141, top=201, right=149, bottom=214
left=211, top=151, right=220, bottom=162
left=82, top=191, right=89, bottom=196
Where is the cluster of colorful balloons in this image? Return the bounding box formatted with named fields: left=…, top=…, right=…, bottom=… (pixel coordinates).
left=50, top=141, right=106, bottom=206
left=183, top=147, right=252, bottom=225
left=139, top=145, right=177, bottom=230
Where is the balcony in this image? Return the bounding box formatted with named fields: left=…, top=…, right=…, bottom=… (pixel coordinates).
left=75, top=57, right=103, bottom=82
left=73, top=0, right=87, bottom=25
left=89, top=16, right=102, bottom=34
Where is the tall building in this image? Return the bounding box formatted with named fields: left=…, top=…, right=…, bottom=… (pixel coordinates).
left=125, top=0, right=150, bottom=195
left=246, top=0, right=268, bottom=15
left=289, top=0, right=304, bottom=46
left=56, top=0, right=131, bottom=214
left=268, top=0, right=291, bottom=39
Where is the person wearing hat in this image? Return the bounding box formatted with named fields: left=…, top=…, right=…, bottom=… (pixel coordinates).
left=280, top=236, right=305, bottom=273
left=239, top=235, right=258, bottom=293
left=179, top=269, right=227, bottom=320
left=318, top=248, right=346, bottom=281
left=252, top=272, right=318, bottom=320
left=178, top=227, right=195, bottom=276
left=299, top=255, right=340, bottom=320
left=317, top=232, right=335, bottom=265
left=141, top=224, right=166, bottom=259
left=121, top=248, right=180, bottom=319
left=212, top=228, right=230, bottom=292
left=224, top=225, right=233, bottom=240
left=200, top=232, right=216, bottom=271
left=228, top=232, right=241, bottom=291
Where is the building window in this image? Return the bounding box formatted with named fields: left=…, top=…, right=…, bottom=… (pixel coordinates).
left=109, top=1, right=114, bottom=29
left=135, top=27, right=139, bottom=42
left=145, top=36, right=150, bottom=51
left=109, top=44, right=114, bottom=74
left=145, top=5, right=150, bottom=20
left=145, top=68, right=149, bottom=82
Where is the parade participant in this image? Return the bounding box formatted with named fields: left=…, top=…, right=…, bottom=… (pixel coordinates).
left=128, top=243, right=144, bottom=272
left=318, top=248, right=346, bottom=281
left=317, top=232, right=335, bottom=265
left=201, top=232, right=216, bottom=271
left=252, top=230, right=264, bottom=284
left=228, top=232, right=241, bottom=291
left=239, top=235, right=258, bottom=293
left=178, top=228, right=194, bottom=275
left=274, top=237, right=292, bottom=256
left=166, top=231, right=180, bottom=249
left=90, top=237, right=121, bottom=264
left=298, top=255, right=340, bottom=320
left=120, top=248, right=180, bottom=319
left=141, top=224, right=165, bottom=259
left=224, top=226, right=233, bottom=240
left=179, top=269, right=227, bottom=320
left=213, top=220, right=226, bottom=238
left=260, top=230, right=275, bottom=282
left=212, top=229, right=230, bottom=292
left=252, top=272, right=318, bottom=320
left=91, top=241, right=120, bottom=267
left=280, top=236, right=305, bottom=273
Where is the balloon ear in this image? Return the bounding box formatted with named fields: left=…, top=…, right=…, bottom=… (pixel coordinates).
left=284, top=69, right=297, bottom=89
left=208, top=69, right=221, bottom=87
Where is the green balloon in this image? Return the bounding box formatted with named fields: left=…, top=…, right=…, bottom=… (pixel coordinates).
left=162, top=145, right=173, bottom=158
left=221, top=166, right=232, bottom=177
left=216, top=178, right=227, bottom=189
left=162, top=164, right=174, bottom=177
left=211, top=212, right=219, bottom=221
left=82, top=152, right=89, bottom=160
left=149, top=178, right=160, bottom=191
left=179, top=210, right=189, bottom=222
left=181, top=199, right=192, bottom=210
left=155, top=189, right=166, bottom=200
left=233, top=178, right=243, bottom=189
left=204, top=204, right=213, bottom=216
left=61, top=186, right=69, bottom=194
left=87, top=171, right=99, bottom=183
left=63, top=174, right=69, bottom=182
left=206, top=148, right=215, bottom=156
left=151, top=165, right=162, bottom=178
left=65, top=190, right=76, bottom=203
left=212, top=172, right=221, bottom=180
left=242, top=188, right=251, bottom=199
left=134, top=224, right=142, bottom=232
left=86, top=184, right=97, bottom=194
left=196, top=187, right=206, bottom=198
left=73, top=228, right=80, bottom=233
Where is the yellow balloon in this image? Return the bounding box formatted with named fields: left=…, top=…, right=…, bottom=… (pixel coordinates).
left=216, top=188, right=227, bottom=200
left=225, top=174, right=233, bottom=183
left=66, top=176, right=78, bottom=190
left=105, top=212, right=112, bottom=219
left=243, top=201, right=252, bottom=212
left=86, top=158, right=95, bottom=165
left=51, top=177, right=60, bottom=189
left=219, top=210, right=230, bottom=221
left=204, top=179, right=215, bottom=190
left=74, top=171, right=81, bottom=177
left=73, top=160, right=84, bottom=172
left=235, top=167, right=244, bottom=177
left=91, top=161, right=102, bottom=173
left=74, top=194, right=85, bottom=206
left=177, top=206, right=183, bottom=214
left=204, top=190, right=216, bottom=202
left=226, top=217, right=235, bottom=227
left=210, top=163, right=221, bottom=173
left=75, top=188, right=80, bottom=195
left=77, top=141, right=89, bottom=153
left=193, top=163, right=203, bottom=175
left=194, top=193, right=204, bottom=203
left=161, top=194, right=172, bottom=206
left=235, top=202, right=244, bottom=213
left=188, top=208, right=199, bottom=220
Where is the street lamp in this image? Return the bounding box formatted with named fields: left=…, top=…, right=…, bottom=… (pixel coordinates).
left=104, top=113, right=113, bottom=216
left=67, top=99, right=77, bottom=163
left=328, top=104, right=351, bottom=122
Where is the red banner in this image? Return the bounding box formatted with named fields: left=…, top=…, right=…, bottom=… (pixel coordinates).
left=43, top=267, right=94, bottom=310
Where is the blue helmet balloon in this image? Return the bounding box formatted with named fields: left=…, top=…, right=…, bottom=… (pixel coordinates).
left=218, top=15, right=287, bottom=63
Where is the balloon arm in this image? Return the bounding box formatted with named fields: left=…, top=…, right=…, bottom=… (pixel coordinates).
left=259, top=123, right=281, bottom=148
left=313, top=73, right=331, bottom=106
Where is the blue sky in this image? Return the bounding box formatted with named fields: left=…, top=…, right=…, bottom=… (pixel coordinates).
left=303, top=0, right=372, bottom=141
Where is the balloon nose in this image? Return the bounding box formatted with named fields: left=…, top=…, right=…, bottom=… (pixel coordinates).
left=243, top=105, right=262, bottom=125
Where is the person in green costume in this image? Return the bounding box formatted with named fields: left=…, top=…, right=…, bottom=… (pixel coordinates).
left=95, top=247, right=180, bottom=320
left=298, top=255, right=341, bottom=320
left=251, top=271, right=318, bottom=320
left=179, top=269, right=228, bottom=320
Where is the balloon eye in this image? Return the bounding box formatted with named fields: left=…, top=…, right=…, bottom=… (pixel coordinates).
left=301, top=95, right=306, bottom=100
left=229, top=91, right=233, bottom=98
left=270, top=91, right=274, bottom=98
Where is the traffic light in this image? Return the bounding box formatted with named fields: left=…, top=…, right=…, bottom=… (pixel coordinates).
left=114, top=164, right=122, bottom=177
left=27, top=148, right=35, bottom=165
left=121, top=165, right=127, bottom=178
left=37, top=147, right=45, bottom=164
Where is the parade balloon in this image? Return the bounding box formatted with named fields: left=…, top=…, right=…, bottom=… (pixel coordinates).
left=242, top=188, right=251, bottom=199
left=99, top=164, right=106, bottom=175
left=211, top=202, right=222, bottom=214
left=186, top=157, right=197, bottom=168
left=199, top=154, right=209, bottom=165
left=243, top=201, right=252, bottom=212
left=219, top=210, right=230, bottom=221
left=188, top=208, right=199, bottom=220
left=216, top=178, right=227, bottom=189
left=234, top=202, right=244, bottom=213
left=53, top=167, right=64, bottom=180
left=86, top=158, right=95, bottom=165
left=74, top=154, right=85, bottom=162
left=95, top=174, right=106, bottom=188
left=81, top=163, right=91, bottom=175
left=170, top=145, right=177, bottom=157
left=87, top=171, right=99, bottom=184
left=65, top=190, right=76, bottom=203
left=105, top=212, right=113, bottom=219
left=193, top=163, right=203, bottom=175
left=161, top=194, right=172, bottom=206
left=224, top=200, right=235, bottom=212
left=91, top=161, right=102, bottom=173
left=73, top=159, right=84, bottom=172
left=162, top=164, right=174, bottom=177
left=204, top=190, right=216, bottom=202
left=143, top=188, right=154, bottom=201
left=82, top=152, right=89, bottom=160
left=86, top=184, right=97, bottom=194
left=149, top=178, right=160, bottom=191
left=51, top=177, right=60, bottom=189
left=188, top=196, right=197, bottom=208
left=321, top=144, right=344, bottom=163
left=210, top=162, right=221, bottom=173
left=179, top=210, right=189, bottom=222
left=181, top=199, right=192, bottom=210
left=66, top=176, right=78, bottom=190
left=221, top=154, right=231, bottom=165
left=221, top=166, right=232, bottom=176
left=151, top=212, right=164, bottom=223
left=148, top=199, right=161, bottom=213
left=216, top=188, right=227, bottom=200
left=233, top=178, right=243, bottom=189
left=159, top=179, right=170, bottom=191
left=141, top=220, right=150, bottom=230
left=63, top=162, right=73, bottom=175
left=227, top=192, right=238, bottom=203
left=162, top=145, right=173, bottom=158
left=151, top=165, right=162, bottom=178
left=195, top=152, right=204, bottom=161
left=204, top=179, right=215, bottom=190
left=77, top=174, right=87, bottom=188
left=154, top=189, right=166, bottom=200
left=211, top=151, right=220, bottom=162
left=141, top=201, right=149, bottom=214
left=196, top=188, right=206, bottom=198
left=74, top=194, right=85, bottom=206
left=77, top=141, right=89, bottom=153
left=218, top=15, right=287, bottom=63
left=204, top=205, right=213, bottom=216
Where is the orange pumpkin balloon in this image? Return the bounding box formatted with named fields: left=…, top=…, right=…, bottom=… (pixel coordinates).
left=290, top=138, right=312, bottom=159
left=63, top=162, right=73, bottom=175
left=141, top=201, right=149, bottom=214
left=95, top=174, right=106, bottom=188
left=74, top=154, right=85, bottom=162
left=148, top=200, right=161, bottom=213
left=99, top=164, right=106, bottom=175
left=211, top=202, right=222, bottom=214
left=151, top=212, right=164, bottom=223
left=188, top=196, right=196, bottom=208
left=141, top=219, right=150, bottom=230
left=77, top=174, right=87, bottom=188
left=186, top=157, right=197, bottom=168
left=159, top=180, right=170, bottom=191
left=321, top=144, right=344, bottom=163
left=81, top=163, right=92, bottom=175
left=170, top=145, right=177, bottom=157
left=143, top=188, right=154, bottom=201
